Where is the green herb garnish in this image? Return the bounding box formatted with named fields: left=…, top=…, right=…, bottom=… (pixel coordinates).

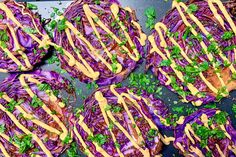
left=26, top=3, right=38, bottom=10
left=221, top=31, right=234, bottom=40
left=13, top=134, right=33, bottom=154
left=144, top=7, right=156, bottom=30
left=187, top=4, right=198, bottom=14
left=87, top=134, right=108, bottom=146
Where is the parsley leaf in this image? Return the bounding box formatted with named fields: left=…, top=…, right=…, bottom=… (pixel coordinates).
left=144, top=7, right=156, bottom=30
left=221, top=31, right=234, bottom=40
left=26, top=3, right=38, bottom=10
left=13, top=134, right=33, bottom=154
left=187, top=4, right=198, bottom=14
left=87, top=134, right=108, bottom=146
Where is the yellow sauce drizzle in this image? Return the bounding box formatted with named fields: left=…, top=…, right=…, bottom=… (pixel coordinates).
left=2, top=94, right=61, bottom=135
left=95, top=91, right=124, bottom=157
left=208, top=0, right=236, bottom=61
left=0, top=142, right=10, bottom=157
left=73, top=85, right=169, bottom=156
left=181, top=111, right=236, bottom=156
left=6, top=23, right=32, bottom=69
left=0, top=73, right=73, bottom=156
left=109, top=85, right=145, bottom=145
left=148, top=34, right=202, bottom=105
left=73, top=125, right=94, bottom=157
left=216, top=144, right=225, bottom=157
left=0, top=2, right=145, bottom=81
left=176, top=116, right=185, bottom=125
left=189, top=146, right=204, bottom=157
left=0, top=2, right=50, bottom=71
left=77, top=115, right=112, bottom=157
left=0, top=103, right=53, bottom=157
left=173, top=1, right=235, bottom=92
left=19, top=74, right=68, bottom=140
left=158, top=68, right=171, bottom=85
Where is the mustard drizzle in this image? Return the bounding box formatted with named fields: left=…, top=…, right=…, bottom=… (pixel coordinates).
left=0, top=2, right=47, bottom=71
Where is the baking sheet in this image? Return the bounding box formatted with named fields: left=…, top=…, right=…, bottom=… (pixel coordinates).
left=1, top=0, right=236, bottom=156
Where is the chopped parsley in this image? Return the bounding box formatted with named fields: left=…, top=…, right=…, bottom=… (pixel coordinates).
left=160, top=59, right=172, bottom=66
left=57, top=18, right=68, bottom=32
left=144, top=7, right=156, bottom=30
left=67, top=142, right=79, bottom=157
left=182, top=26, right=191, bottom=40
left=212, top=111, right=228, bottom=125
left=204, top=103, right=217, bottom=109
left=232, top=104, right=236, bottom=117
left=86, top=82, right=98, bottom=90
left=187, top=4, right=198, bottom=14
left=52, top=7, right=62, bottom=16
left=37, top=83, right=51, bottom=91
left=0, top=124, right=5, bottom=133
left=147, top=128, right=158, bottom=141
left=6, top=99, right=23, bottom=112
left=223, top=45, right=236, bottom=51
left=93, top=0, right=101, bottom=5
left=13, top=134, right=33, bottom=154
left=0, top=30, right=9, bottom=42
left=192, top=123, right=226, bottom=148
left=221, top=31, right=234, bottom=40
left=30, top=96, right=43, bottom=108
left=62, top=135, right=71, bottom=144
left=26, top=3, right=38, bottom=10
left=23, top=28, right=37, bottom=34
left=87, top=134, right=108, bottom=146
left=128, top=73, right=161, bottom=95
left=0, top=14, right=3, bottom=19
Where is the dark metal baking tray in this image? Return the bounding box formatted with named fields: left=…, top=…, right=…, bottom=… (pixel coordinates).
left=1, top=0, right=235, bottom=156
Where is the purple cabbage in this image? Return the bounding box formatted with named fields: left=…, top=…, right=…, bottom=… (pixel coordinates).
left=72, top=86, right=170, bottom=156
left=174, top=108, right=236, bottom=157
left=146, top=0, right=236, bottom=105
left=54, top=0, right=145, bottom=86
left=0, top=70, right=75, bottom=157
left=0, top=0, right=49, bottom=72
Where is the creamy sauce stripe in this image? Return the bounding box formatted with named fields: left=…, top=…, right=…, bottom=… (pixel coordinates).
left=0, top=74, right=69, bottom=156
left=0, top=142, right=10, bottom=157
left=74, top=85, right=174, bottom=156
